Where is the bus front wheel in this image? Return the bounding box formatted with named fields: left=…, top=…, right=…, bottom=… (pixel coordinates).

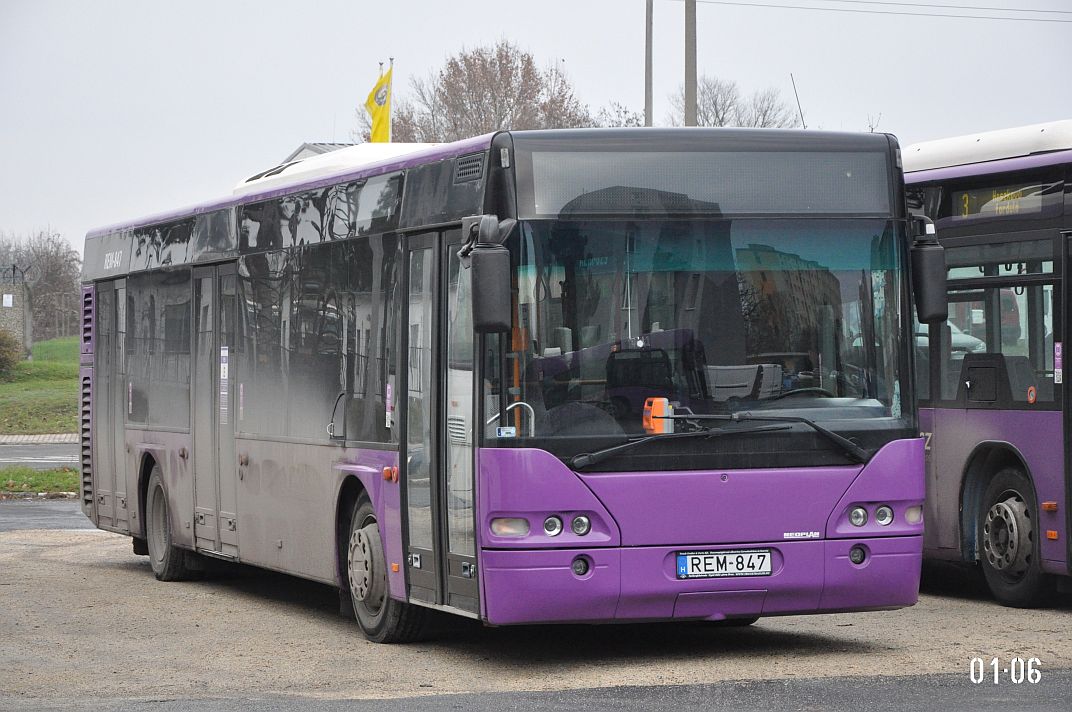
left=977, top=468, right=1052, bottom=607
left=347, top=494, right=427, bottom=643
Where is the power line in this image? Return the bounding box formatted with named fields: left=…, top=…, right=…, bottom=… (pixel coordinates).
left=669, top=0, right=1072, bottom=23
left=818, top=0, right=1072, bottom=15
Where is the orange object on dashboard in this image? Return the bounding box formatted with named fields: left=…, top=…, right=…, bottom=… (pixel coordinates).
left=643, top=397, right=673, bottom=434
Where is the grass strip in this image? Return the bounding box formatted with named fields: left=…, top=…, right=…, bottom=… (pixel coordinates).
left=0, top=466, right=80, bottom=493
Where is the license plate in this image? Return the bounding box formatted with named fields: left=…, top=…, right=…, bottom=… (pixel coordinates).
left=676, top=549, right=772, bottom=579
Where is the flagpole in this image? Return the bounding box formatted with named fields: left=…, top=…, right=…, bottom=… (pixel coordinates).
left=388, top=57, right=394, bottom=143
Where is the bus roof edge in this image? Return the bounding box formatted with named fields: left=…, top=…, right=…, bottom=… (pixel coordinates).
left=903, top=120, right=1072, bottom=173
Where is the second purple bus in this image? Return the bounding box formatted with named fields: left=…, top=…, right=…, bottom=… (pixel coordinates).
left=906, top=121, right=1072, bottom=606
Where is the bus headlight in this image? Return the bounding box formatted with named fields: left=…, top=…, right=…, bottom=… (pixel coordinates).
left=571, top=515, right=591, bottom=536
left=543, top=516, right=563, bottom=536
left=490, top=518, right=529, bottom=537
left=849, top=506, right=868, bottom=527
left=875, top=506, right=894, bottom=526
left=904, top=505, right=923, bottom=525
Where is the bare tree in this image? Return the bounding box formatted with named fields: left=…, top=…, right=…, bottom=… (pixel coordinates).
left=667, top=75, right=798, bottom=128
left=595, top=101, right=644, bottom=128
left=353, top=40, right=593, bottom=143
left=0, top=231, right=82, bottom=341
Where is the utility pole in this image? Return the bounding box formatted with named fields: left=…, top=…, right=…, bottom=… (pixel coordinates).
left=684, top=0, right=697, bottom=126
left=645, top=0, right=653, bottom=127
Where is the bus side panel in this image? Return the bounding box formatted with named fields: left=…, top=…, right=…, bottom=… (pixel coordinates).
left=935, top=409, right=1066, bottom=572
left=234, top=439, right=402, bottom=590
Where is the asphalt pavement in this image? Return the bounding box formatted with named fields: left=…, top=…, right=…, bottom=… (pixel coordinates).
left=5, top=671, right=1071, bottom=712
left=0, top=443, right=79, bottom=471
left=1, top=499, right=1069, bottom=712
left=0, top=499, right=92, bottom=531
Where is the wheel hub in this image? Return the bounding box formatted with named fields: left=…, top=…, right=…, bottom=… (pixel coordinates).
left=982, top=494, right=1031, bottom=576
left=348, top=521, right=386, bottom=612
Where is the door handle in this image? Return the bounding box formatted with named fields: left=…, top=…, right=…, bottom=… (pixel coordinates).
left=239, top=453, right=249, bottom=467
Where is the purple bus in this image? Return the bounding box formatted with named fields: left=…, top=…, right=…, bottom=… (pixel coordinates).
left=79, top=128, right=944, bottom=642
left=905, top=120, right=1072, bottom=606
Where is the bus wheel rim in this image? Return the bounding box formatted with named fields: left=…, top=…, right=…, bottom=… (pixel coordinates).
left=982, top=494, right=1031, bottom=576
left=348, top=519, right=386, bottom=614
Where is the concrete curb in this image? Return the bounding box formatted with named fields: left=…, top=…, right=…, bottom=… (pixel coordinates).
left=0, top=492, right=79, bottom=500
left=0, top=433, right=79, bottom=445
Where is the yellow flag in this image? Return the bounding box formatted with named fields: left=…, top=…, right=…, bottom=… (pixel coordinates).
left=365, top=68, right=392, bottom=143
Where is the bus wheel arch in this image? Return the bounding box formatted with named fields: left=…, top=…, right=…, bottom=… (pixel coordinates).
left=959, top=442, right=1051, bottom=606
left=134, top=452, right=158, bottom=547
left=959, top=442, right=1029, bottom=561
left=335, top=476, right=427, bottom=643
left=335, top=476, right=368, bottom=596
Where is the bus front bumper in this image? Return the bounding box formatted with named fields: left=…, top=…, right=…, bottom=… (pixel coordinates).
left=480, top=536, right=922, bottom=625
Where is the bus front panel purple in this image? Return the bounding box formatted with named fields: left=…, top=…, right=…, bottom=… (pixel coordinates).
left=476, top=440, right=924, bottom=625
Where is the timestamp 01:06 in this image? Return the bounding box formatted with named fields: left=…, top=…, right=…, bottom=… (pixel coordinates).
left=969, top=657, right=1042, bottom=684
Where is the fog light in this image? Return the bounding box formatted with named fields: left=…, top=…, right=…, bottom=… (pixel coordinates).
left=849, top=506, right=868, bottom=527
left=543, top=515, right=563, bottom=536
left=571, top=557, right=590, bottom=576
left=904, top=505, right=923, bottom=525
left=490, top=517, right=529, bottom=537
left=571, top=515, right=592, bottom=536
left=849, top=546, right=867, bottom=565
left=875, top=505, right=894, bottom=526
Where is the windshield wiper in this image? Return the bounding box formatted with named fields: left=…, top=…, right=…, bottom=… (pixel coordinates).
left=569, top=423, right=791, bottom=470
left=676, top=412, right=872, bottom=463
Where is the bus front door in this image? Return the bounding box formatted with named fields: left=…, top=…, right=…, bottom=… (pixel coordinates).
left=402, top=231, right=479, bottom=615
left=192, top=264, right=239, bottom=558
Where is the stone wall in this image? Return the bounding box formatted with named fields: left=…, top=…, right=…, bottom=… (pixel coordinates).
left=0, top=283, right=30, bottom=355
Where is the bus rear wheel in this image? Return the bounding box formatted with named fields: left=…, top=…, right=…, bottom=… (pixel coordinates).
left=978, top=468, right=1052, bottom=607
left=145, top=465, right=197, bottom=581
left=347, top=494, right=427, bottom=643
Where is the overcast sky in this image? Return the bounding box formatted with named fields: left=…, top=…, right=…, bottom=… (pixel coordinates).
left=2, top=0, right=1070, bottom=254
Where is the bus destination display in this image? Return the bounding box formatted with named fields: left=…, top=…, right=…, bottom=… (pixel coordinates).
left=953, top=182, right=1048, bottom=219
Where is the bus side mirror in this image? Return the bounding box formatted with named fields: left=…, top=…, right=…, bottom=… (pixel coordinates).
left=466, top=215, right=514, bottom=333
left=910, top=216, right=947, bottom=324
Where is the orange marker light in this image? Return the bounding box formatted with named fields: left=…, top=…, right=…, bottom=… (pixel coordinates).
left=642, top=397, right=673, bottom=434
left=391, top=563, right=399, bottom=572
left=391, top=466, right=399, bottom=483
left=1046, top=530, right=1059, bottom=540
left=1042, top=501, right=1059, bottom=513
left=383, top=467, right=392, bottom=481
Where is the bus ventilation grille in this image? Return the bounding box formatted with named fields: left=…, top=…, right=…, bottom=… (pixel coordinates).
left=81, top=286, right=94, bottom=354
left=80, top=375, right=93, bottom=507
left=454, top=153, right=484, bottom=183
left=447, top=415, right=468, bottom=444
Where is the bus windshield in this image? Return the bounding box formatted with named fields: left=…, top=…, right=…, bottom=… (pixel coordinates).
left=487, top=218, right=911, bottom=469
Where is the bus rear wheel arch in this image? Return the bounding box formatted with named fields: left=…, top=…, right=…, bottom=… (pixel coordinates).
left=145, top=464, right=199, bottom=582
left=976, top=467, right=1052, bottom=607
left=346, top=493, right=428, bottom=643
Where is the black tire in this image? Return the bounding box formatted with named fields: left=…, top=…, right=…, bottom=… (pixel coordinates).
left=145, top=465, right=197, bottom=582
left=978, top=468, right=1052, bottom=607
left=347, top=494, right=427, bottom=643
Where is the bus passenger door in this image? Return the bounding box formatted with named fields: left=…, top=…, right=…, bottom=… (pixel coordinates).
left=402, top=235, right=440, bottom=604
left=401, top=231, right=479, bottom=615
left=192, top=265, right=239, bottom=557
left=442, top=233, right=478, bottom=613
